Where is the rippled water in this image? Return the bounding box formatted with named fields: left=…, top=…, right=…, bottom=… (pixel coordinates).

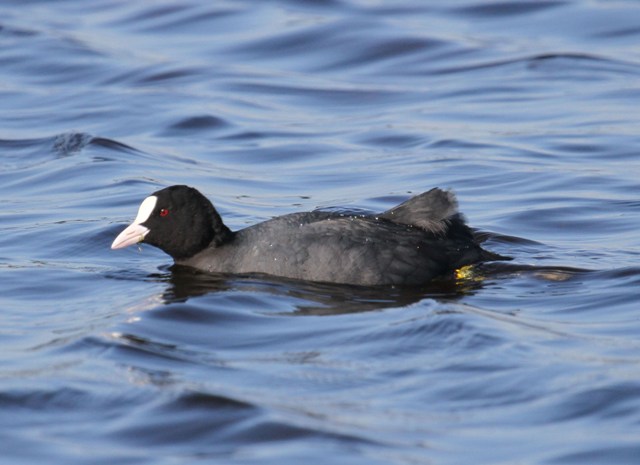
left=2, top=1, right=640, bottom=464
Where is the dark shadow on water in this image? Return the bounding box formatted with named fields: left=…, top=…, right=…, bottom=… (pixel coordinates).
left=153, top=265, right=476, bottom=315
left=147, top=258, right=592, bottom=316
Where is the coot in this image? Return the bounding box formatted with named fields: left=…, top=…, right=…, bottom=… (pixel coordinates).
left=111, top=185, right=506, bottom=285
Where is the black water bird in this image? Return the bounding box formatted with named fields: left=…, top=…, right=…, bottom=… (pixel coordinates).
left=112, top=185, right=507, bottom=286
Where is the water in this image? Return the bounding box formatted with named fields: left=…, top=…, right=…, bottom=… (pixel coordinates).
left=2, top=1, right=640, bottom=463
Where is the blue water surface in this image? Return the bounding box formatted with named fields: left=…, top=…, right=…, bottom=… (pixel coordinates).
left=1, top=1, right=640, bottom=464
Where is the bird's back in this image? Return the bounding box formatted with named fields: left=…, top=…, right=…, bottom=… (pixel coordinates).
left=182, top=206, right=491, bottom=286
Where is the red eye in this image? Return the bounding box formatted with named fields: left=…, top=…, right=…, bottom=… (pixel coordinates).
left=159, top=208, right=169, bottom=217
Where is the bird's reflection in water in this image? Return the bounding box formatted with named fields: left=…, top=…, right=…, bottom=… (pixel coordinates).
left=146, top=264, right=499, bottom=316
left=146, top=259, right=591, bottom=316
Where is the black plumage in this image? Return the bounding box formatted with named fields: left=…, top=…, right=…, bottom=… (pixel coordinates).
left=112, top=185, right=507, bottom=286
